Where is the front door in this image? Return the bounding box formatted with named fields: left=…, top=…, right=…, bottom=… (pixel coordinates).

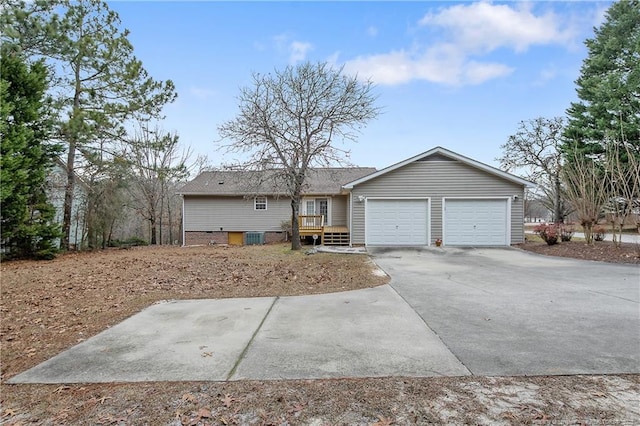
left=303, top=198, right=329, bottom=225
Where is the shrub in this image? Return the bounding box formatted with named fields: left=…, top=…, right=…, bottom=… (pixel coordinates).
left=559, top=223, right=575, bottom=242
left=533, top=223, right=558, bottom=246
left=593, top=225, right=606, bottom=242
left=108, top=237, right=148, bottom=247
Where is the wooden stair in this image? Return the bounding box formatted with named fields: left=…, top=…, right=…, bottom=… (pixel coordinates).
left=322, top=226, right=350, bottom=246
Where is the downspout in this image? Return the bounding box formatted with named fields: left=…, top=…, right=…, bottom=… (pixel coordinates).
left=348, top=191, right=353, bottom=247
left=181, top=194, right=186, bottom=247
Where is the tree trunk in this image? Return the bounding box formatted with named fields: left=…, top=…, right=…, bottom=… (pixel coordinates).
left=167, top=195, right=173, bottom=244
left=107, top=217, right=116, bottom=247
left=159, top=194, right=164, bottom=245
left=553, top=174, right=563, bottom=223
left=62, top=143, right=76, bottom=250
left=150, top=218, right=157, bottom=245
left=290, top=196, right=301, bottom=250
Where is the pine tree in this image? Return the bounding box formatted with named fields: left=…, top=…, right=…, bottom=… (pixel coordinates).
left=2, top=0, right=177, bottom=250
left=0, top=47, right=61, bottom=259
left=564, top=0, right=640, bottom=158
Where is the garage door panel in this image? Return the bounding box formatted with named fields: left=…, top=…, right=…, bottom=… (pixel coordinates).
left=367, top=199, right=428, bottom=246
left=445, top=199, right=508, bottom=246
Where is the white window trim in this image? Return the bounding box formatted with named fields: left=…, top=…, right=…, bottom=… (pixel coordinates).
left=254, top=196, right=267, bottom=211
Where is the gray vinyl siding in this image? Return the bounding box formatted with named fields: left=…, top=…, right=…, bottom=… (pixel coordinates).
left=350, top=160, right=525, bottom=245
left=331, top=195, right=348, bottom=226
left=184, top=196, right=290, bottom=232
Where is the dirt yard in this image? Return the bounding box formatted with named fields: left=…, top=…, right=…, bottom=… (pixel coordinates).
left=1, top=244, right=638, bottom=425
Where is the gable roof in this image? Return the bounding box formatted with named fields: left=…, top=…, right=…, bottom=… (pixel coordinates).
left=178, top=167, right=377, bottom=196
left=342, top=146, right=535, bottom=189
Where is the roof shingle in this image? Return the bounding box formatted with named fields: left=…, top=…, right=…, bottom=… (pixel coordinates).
left=178, top=167, right=376, bottom=196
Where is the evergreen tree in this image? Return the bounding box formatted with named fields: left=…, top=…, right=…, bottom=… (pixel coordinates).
left=564, top=0, right=640, bottom=158
left=0, top=47, right=61, bottom=259
left=1, top=0, right=177, bottom=250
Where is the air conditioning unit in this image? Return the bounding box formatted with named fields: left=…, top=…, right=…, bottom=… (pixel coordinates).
left=245, top=232, right=265, bottom=245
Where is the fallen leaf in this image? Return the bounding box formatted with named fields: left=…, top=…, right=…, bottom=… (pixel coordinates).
left=371, top=415, right=394, bottom=426
left=197, top=407, right=212, bottom=418
left=287, top=402, right=305, bottom=414
left=182, top=393, right=197, bottom=403
left=98, top=415, right=127, bottom=425
left=201, top=351, right=213, bottom=357
left=221, top=393, right=235, bottom=408
left=533, top=412, right=549, bottom=421
left=98, top=396, right=113, bottom=404
left=592, top=391, right=607, bottom=397
left=52, top=385, right=70, bottom=394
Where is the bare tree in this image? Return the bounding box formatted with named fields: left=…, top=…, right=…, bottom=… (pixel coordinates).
left=126, top=124, right=189, bottom=245
left=605, top=141, right=640, bottom=246
left=218, top=62, right=380, bottom=250
left=498, top=117, right=569, bottom=223
left=562, top=152, right=609, bottom=244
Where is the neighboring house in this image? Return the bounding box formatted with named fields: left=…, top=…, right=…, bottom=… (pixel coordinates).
left=179, top=147, right=534, bottom=247
left=47, top=158, right=88, bottom=250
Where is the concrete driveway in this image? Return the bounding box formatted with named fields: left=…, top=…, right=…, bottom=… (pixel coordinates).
left=371, top=247, right=640, bottom=376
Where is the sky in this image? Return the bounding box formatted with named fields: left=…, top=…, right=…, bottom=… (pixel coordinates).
left=108, top=1, right=611, bottom=171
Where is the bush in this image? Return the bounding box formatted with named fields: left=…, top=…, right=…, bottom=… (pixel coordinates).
left=593, top=226, right=606, bottom=242
left=280, top=220, right=292, bottom=241
left=533, top=223, right=558, bottom=245
left=108, top=237, right=149, bottom=247
left=559, top=223, right=575, bottom=242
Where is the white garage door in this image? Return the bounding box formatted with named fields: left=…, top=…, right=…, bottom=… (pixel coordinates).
left=366, top=199, right=429, bottom=245
left=444, top=199, right=508, bottom=246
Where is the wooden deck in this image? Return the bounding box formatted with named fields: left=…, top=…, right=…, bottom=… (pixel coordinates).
left=298, top=215, right=324, bottom=236
left=298, top=216, right=350, bottom=246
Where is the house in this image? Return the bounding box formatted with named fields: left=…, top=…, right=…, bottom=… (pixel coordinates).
left=178, top=167, right=375, bottom=246
left=179, top=147, right=534, bottom=247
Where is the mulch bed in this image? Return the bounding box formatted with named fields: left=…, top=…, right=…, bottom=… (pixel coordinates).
left=517, top=239, right=640, bottom=264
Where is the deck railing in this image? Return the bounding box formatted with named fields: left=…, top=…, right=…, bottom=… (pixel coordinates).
left=298, top=215, right=324, bottom=231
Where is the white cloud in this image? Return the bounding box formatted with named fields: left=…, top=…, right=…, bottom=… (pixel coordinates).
left=272, top=34, right=313, bottom=65
left=189, top=86, right=217, bottom=100
left=326, top=51, right=341, bottom=67
left=289, top=41, right=312, bottom=64
left=344, top=2, right=578, bottom=86
left=419, top=2, right=575, bottom=53
left=344, top=47, right=513, bottom=86
left=533, top=66, right=558, bottom=86
left=463, top=61, right=514, bottom=85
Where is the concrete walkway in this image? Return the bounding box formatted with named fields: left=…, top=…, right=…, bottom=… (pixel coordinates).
left=9, top=286, right=469, bottom=384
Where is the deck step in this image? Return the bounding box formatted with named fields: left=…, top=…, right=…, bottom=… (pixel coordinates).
left=323, top=231, right=350, bottom=246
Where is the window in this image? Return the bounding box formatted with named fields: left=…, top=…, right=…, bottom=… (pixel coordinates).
left=302, top=198, right=330, bottom=224
left=254, top=196, right=267, bottom=210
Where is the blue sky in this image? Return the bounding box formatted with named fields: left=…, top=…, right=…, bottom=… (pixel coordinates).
left=110, top=1, right=610, bottom=170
